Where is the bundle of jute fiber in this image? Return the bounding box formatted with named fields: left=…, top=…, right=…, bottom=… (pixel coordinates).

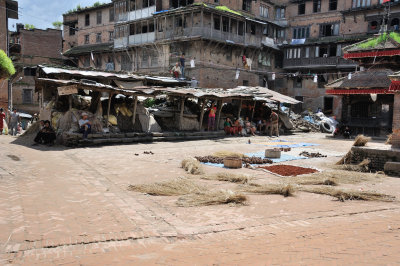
left=353, top=134, right=371, bottom=147
left=176, top=190, right=247, bottom=207
left=202, top=173, right=252, bottom=184
left=299, top=186, right=396, bottom=202
left=241, top=183, right=295, bottom=197
left=128, top=177, right=206, bottom=196
left=181, top=157, right=204, bottom=175
left=212, top=151, right=247, bottom=158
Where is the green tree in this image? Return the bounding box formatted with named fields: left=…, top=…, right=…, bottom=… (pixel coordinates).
left=0, top=49, right=16, bottom=79
left=24, top=24, right=35, bottom=30
left=52, top=21, right=63, bottom=30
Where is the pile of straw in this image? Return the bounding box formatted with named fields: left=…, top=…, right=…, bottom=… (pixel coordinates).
left=213, top=151, right=247, bottom=158
left=353, top=134, right=371, bottom=147
left=202, top=173, right=252, bottom=184
left=300, top=186, right=396, bottom=202
left=337, top=159, right=371, bottom=172
left=297, top=169, right=380, bottom=185
left=181, top=158, right=204, bottom=175
left=128, top=178, right=206, bottom=196
left=241, top=183, right=295, bottom=197
left=177, top=190, right=247, bottom=207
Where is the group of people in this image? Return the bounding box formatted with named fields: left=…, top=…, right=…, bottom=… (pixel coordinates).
left=0, top=108, right=21, bottom=136
left=223, top=111, right=280, bottom=137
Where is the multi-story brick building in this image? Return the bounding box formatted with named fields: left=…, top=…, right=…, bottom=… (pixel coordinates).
left=63, top=0, right=285, bottom=89
left=9, top=25, right=63, bottom=114
left=282, top=0, right=400, bottom=117
left=0, top=0, right=18, bottom=110
left=63, top=2, right=116, bottom=70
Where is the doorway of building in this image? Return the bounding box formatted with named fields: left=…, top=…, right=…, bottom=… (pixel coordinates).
left=324, top=96, right=333, bottom=115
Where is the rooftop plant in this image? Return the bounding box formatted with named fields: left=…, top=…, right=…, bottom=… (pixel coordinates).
left=358, top=32, right=400, bottom=49
left=64, top=2, right=106, bottom=15
left=0, top=49, right=16, bottom=79
left=215, top=6, right=242, bottom=16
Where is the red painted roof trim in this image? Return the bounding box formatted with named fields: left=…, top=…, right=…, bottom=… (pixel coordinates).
left=343, top=49, right=400, bottom=59
left=326, top=88, right=392, bottom=95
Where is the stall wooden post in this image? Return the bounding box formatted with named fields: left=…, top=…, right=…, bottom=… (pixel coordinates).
left=179, top=97, right=185, bottom=131
left=237, top=99, right=242, bottom=119
left=106, top=93, right=112, bottom=127
left=251, top=101, right=256, bottom=120
left=199, top=98, right=206, bottom=131
left=68, top=95, right=72, bottom=110
left=216, top=99, right=223, bottom=131
left=132, top=95, right=138, bottom=129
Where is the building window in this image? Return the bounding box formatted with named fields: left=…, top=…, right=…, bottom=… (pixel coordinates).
left=298, top=2, right=305, bottom=15
left=121, top=54, right=132, bottom=71
left=95, top=55, right=102, bottom=69
left=96, top=33, right=102, bottom=43
left=313, top=0, right=321, bottom=13
left=84, top=34, right=89, bottom=44
left=97, top=11, right=102, bottom=24
left=222, top=17, right=229, bottom=32
left=242, top=0, right=251, bottom=12
left=83, top=56, right=90, bottom=67
left=320, top=23, right=339, bottom=37
left=238, top=21, right=244, bottom=35
left=69, top=24, right=76, bottom=36
left=276, top=29, right=285, bottom=38
left=85, top=14, right=90, bottom=26
left=294, top=78, right=302, bottom=88
left=329, top=0, right=337, bottom=10
left=260, top=4, right=269, bottom=18
left=353, top=0, right=372, bottom=8
left=275, top=7, right=285, bottom=19
left=109, top=31, right=114, bottom=41
left=22, top=89, right=33, bottom=104
left=243, top=80, right=249, bottom=86
left=109, top=8, right=115, bottom=22
left=214, top=16, right=220, bottom=30
left=293, top=27, right=310, bottom=39
left=305, top=47, right=310, bottom=58
left=250, top=23, right=256, bottom=35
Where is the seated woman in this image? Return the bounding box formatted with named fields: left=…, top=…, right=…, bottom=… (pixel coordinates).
left=34, top=120, right=56, bottom=145
left=224, top=118, right=234, bottom=135
left=244, top=117, right=256, bottom=136
left=233, top=118, right=243, bottom=136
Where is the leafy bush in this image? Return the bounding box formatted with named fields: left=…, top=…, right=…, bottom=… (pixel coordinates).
left=144, top=98, right=155, bottom=108
left=0, top=49, right=16, bottom=79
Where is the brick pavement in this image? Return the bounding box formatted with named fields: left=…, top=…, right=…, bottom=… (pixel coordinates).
left=0, top=133, right=399, bottom=265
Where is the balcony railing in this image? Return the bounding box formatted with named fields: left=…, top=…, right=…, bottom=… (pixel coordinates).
left=156, top=26, right=262, bottom=47
left=283, top=56, right=357, bottom=69
left=116, top=6, right=156, bottom=22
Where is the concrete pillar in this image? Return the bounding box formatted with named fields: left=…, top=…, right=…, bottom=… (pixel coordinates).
left=392, top=93, right=400, bottom=149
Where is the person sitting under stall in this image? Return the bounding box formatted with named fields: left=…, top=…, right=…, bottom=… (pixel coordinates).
left=224, top=118, right=234, bottom=135
left=233, top=118, right=243, bottom=136
left=244, top=117, right=256, bottom=136
left=33, top=120, right=56, bottom=145
left=79, top=113, right=92, bottom=139
left=257, top=119, right=268, bottom=134
left=343, top=126, right=351, bottom=139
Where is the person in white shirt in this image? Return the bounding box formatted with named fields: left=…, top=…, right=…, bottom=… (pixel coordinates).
left=79, top=113, right=91, bottom=139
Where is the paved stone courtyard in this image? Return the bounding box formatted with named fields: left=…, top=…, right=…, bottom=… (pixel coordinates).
left=0, top=133, right=399, bottom=265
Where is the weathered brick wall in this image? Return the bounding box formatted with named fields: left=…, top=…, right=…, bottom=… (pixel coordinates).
left=20, top=29, right=63, bottom=65
left=392, top=93, right=400, bottom=148
left=351, top=146, right=400, bottom=171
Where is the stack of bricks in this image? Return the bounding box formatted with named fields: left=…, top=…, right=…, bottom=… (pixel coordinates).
left=392, top=94, right=400, bottom=149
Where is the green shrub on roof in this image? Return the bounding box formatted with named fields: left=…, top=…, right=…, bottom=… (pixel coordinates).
left=0, top=49, right=16, bottom=79
left=215, top=6, right=242, bottom=16
left=358, top=32, right=400, bottom=49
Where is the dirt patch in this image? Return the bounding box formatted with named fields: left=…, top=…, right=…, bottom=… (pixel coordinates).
left=259, top=165, right=318, bottom=176
left=7, top=155, right=20, bottom=161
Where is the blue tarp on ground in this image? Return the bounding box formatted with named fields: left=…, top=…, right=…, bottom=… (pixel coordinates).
left=201, top=152, right=307, bottom=168
left=251, top=139, right=319, bottom=148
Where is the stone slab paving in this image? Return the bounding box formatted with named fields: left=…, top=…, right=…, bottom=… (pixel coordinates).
left=0, top=133, right=399, bottom=265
